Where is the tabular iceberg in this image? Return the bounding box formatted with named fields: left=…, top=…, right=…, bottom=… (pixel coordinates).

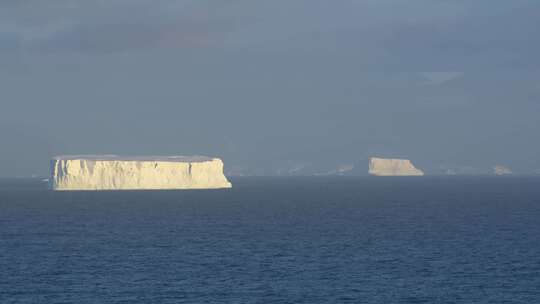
left=369, top=157, right=424, bottom=176
left=50, top=155, right=232, bottom=190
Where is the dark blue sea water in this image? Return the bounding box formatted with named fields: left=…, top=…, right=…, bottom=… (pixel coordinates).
left=1, top=177, right=539, bottom=303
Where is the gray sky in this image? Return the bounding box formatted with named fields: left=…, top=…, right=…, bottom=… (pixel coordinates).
left=1, top=0, right=539, bottom=176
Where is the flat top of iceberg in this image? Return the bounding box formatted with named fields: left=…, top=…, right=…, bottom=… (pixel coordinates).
left=370, top=157, right=411, bottom=162
left=52, top=155, right=215, bottom=163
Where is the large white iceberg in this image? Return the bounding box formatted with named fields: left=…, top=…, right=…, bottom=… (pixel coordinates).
left=50, top=155, right=232, bottom=190
left=369, top=157, right=424, bottom=176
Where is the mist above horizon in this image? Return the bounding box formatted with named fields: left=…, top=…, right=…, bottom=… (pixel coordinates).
left=1, top=0, right=539, bottom=177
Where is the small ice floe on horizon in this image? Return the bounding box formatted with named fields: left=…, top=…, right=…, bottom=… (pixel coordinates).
left=445, top=169, right=457, bottom=175
left=288, top=164, right=308, bottom=175
left=315, top=164, right=355, bottom=176
left=440, top=166, right=483, bottom=175
left=493, top=165, right=512, bottom=176
left=336, top=164, right=355, bottom=174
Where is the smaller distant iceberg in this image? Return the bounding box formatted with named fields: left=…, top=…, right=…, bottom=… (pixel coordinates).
left=493, top=165, right=512, bottom=176
left=369, top=157, right=424, bottom=176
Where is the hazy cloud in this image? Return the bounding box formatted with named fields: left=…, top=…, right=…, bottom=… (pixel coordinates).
left=0, top=0, right=236, bottom=53
left=421, top=72, right=464, bottom=86
left=33, top=22, right=220, bottom=53
left=1, top=0, right=540, bottom=176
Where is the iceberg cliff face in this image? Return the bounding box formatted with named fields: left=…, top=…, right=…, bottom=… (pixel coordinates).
left=50, top=155, right=232, bottom=190
left=369, top=157, right=424, bottom=176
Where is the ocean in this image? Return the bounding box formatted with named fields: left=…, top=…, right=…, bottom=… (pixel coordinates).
left=1, top=177, right=539, bottom=303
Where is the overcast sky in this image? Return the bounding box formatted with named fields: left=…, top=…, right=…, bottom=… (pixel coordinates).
left=1, top=0, right=539, bottom=176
